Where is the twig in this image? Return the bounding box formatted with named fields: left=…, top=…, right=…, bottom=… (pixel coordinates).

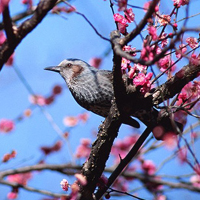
left=0, top=179, right=67, bottom=198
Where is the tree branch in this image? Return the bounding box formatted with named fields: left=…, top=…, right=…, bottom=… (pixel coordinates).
left=0, top=179, right=67, bottom=198
left=0, top=0, right=58, bottom=71
left=2, top=5, right=15, bottom=43
left=95, top=126, right=152, bottom=199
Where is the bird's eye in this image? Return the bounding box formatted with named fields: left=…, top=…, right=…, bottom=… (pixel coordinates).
left=66, top=63, right=72, bottom=68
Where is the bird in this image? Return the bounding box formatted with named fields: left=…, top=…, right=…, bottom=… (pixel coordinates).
left=45, top=58, right=183, bottom=140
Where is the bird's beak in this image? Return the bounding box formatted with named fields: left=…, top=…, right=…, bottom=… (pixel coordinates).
left=44, top=66, right=61, bottom=73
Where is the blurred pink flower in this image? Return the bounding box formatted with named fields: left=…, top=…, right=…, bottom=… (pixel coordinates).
left=75, top=174, right=87, bottom=186
left=190, top=175, right=200, bottom=188
left=148, top=26, right=157, bottom=40
left=41, top=140, right=62, bottom=155
left=141, top=159, right=156, bottom=175
left=89, top=57, right=102, bottom=68
left=0, top=119, right=15, bottom=133
left=158, top=15, right=171, bottom=26
left=186, top=37, right=198, bottom=49
left=124, top=8, right=135, bottom=23
left=75, top=138, right=91, bottom=159
left=7, top=172, right=32, bottom=185
left=7, top=192, right=18, bottom=199
left=144, top=1, right=159, bottom=12
left=163, top=132, right=177, bottom=150
left=117, top=0, right=127, bottom=11
left=29, top=95, right=46, bottom=106
left=63, top=116, right=79, bottom=127
left=175, top=44, right=187, bottom=59
left=177, top=147, right=187, bottom=164
left=0, top=0, right=10, bottom=13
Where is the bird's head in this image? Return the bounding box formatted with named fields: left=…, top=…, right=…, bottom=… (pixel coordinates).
left=45, top=59, right=93, bottom=85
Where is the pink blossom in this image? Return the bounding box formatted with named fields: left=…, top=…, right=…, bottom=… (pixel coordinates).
left=158, top=15, right=171, bottom=26
left=144, top=1, right=159, bottom=13
left=0, top=0, right=10, bottom=13
left=75, top=174, right=87, bottom=186
left=117, top=0, right=127, bottom=11
left=75, top=138, right=91, bottom=159
left=77, top=112, right=89, bottom=123
left=21, top=0, right=32, bottom=8
left=89, top=57, right=102, bottom=68
left=189, top=54, right=200, bottom=66
left=128, top=67, right=136, bottom=79
left=0, top=119, right=15, bottom=133
left=41, top=140, right=62, bottom=155
left=113, top=177, right=128, bottom=192
left=111, top=134, right=139, bottom=161
left=148, top=26, right=157, bottom=40
left=70, top=183, right=80, bottom=199
left=124, top=8, right=135, bottom=23
left=155, top=194, right=166, bottom=200
left=113, top=13, right=128, bottom=25
left=177, top=147, right=187, bottom=164
left=97, top=175, right=108, bottom=189
left=133, top=72, right=153, bottom=87
left=121, top=57, right=130, bottom=70
left=29, top=95, right=46, bottom=106
left=173, top=0, right=189, bottom=7
left=123, top=45, right=136, bottom=56
left=141, top=159, right=156, bottom=175
left=160, top=33, right=168, bottom=47
left=175, top=44, right=187, bottom=59
left=113, top=13, right=128, bottom=34
left=60, top=179, right=69, bottom=191
left=134, top=63, right=147, bottom=72
left=63, top=116, right=79, bottom=127
left=0, top=31, right=6, bottom=45
left=163, top=132, right=177, bottom=149
left=7, top=192, right=18, bottom=199
left=7, top=173, right=32, bottom=185
left=186, top=37, right=198, bottom=49
left=158, top=54, right=176, bottom=72
left=190, top=175, right=200, bottom=188
left=141, top=46, right=154, bottom=61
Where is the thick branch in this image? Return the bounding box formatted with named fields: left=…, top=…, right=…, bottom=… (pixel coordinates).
left=0, top=0, right=58, bottom=71
left=2, top=6, right=15, bottom=43
left=80, top=103, right=122, bottom=200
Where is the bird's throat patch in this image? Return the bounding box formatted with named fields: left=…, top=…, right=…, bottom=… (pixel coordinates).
left=72, top=65, right=84, bottom=78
